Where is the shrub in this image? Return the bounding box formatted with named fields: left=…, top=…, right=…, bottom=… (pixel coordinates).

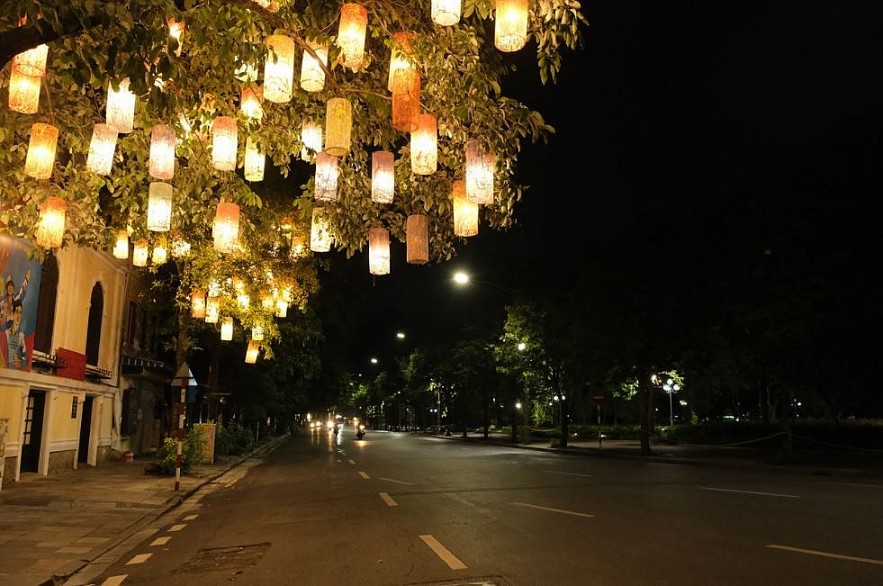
left=215, top=422, right=255, bottom=456
left=152, top=426, right=207, bottom=475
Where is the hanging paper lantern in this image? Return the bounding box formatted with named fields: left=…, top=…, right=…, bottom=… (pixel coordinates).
left=391, top=70, right=420, bottom=133
left=290, top=234, right=307, bottom=258
left=147, top=182, right=173, bottom=232
left=337, top=3, right=368, bottom=70
left=8, top=70, right=41, bottom=114
left=275, top=299, right=289, bottom=318
left=301, top=120, right=323, bottom=160
left=35, top=197, right=66, bottom=248
left=300, top=41, right=329, bottom=92
left=86, top=123, right=118, bottom=175
left=410, top=113, right=437, bottom=175
left=406, top=214, right=429, bottom=265
left=240, top=85, right=264, bottom=121
left=24, top=123, right=58, bottom=180
left=251, top=325, right=265, bottom=341
left=205, top=296, right=220, bottom=323
left=310, top=207, right=333, bottom=252
left=152, top=241, right=168, bottom=265
left=495, top=0, right=529, bottom=53
left=212, top=116, right=237, bottom=171
left=220, top=317, right=234, bottom=341
left=244, top=137, right=265, bottom=182
left=432, top=0, right=462, bottom=26
left=237, top=291, right=251, bottom=309
left=132, top=240, right=149, bottom=267
left=213, top=202, right=240, bottom=253
left=371, top=151, right=395, bottom=204
left=149, top=124, right=176, bottom=180
left=261, top=292, right=275, bottom=310
left=106, top=78, right=136, bottom=133
left=112, top=229, right=129, bottom=259
left=465, top=139, right=495, bottom=205
left=452, top=180, right=478, bottom=237
left=368, top=227, right=391, bottom=276
left=168, top=18, right=185, bottom=56
left=324, top=97, right=352, bottom=156
left=264, top=34, right=295, bottom=103
left=171, top=235, right=191, bottom=258
left=314, top=152, right=339, bottom=202
left=189, top=291, right=205, bottom=319
left=387, top=32, right=416, bottom=92
left=245, top=340, right=261, bottom=364
left=12, top=43, right=48, bottom=77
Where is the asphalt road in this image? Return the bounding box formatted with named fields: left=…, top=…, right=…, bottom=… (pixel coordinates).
left=77, top=428, right=883, bottom=585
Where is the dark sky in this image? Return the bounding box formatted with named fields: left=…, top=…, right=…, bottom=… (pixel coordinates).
left=317, top=2, right=883, bottom=375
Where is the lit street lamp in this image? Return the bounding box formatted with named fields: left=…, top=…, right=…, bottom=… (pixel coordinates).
left=663, top=378, right=681, bottom=427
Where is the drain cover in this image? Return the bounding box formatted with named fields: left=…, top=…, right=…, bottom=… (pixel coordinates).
left=174, top=542, right=271, bottom=574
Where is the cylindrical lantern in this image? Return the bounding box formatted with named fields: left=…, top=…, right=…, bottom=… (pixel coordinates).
left=8, top=69, right=41, bottom=114
left=275, top=299, right=288, bottom=318
left=244, top=137, right=265, bottom=182
left=452, top=180, right=479, bottom=237
left=106, top=78, right=136, bottom=133
left=252, top=325, right=265, bottom=341
left=387, top=32, right=416, bottom=92
left=168, top=18, right=185, bottom=56
left=324, top=97, right=352, bottom=156
left=212, top=116, right=237, bottom=171
left=35, top=197, right=66, bottom=248
left=152, top=242, right=168, bottom=265
left=290, top=234, right=306, bottom=258
left=391, top=70, right=420, bottom=133
left=314, top=152, right=339, bottom=202
left=213, top=202, right=240, bottom=253
left=112, top=229, right=129, bottom=259
left=301, top=120, right=323, bottom=160
left=240, top=85, right=264, bottom=120
left=310, top=207, right=332, bottom=252
left=237, top=291, right=251, bottom=309
left=147, top=182, right=173, bottom=232
left=432, top=0, right=462, bottom=26
left=149, top=124, right=176, bottom=180
left=245, top=340, right=261, bottom=364
left=368, top=227, right=391, bottom=276
left=171, top=235, right=191, bottom=258
left=220, top=317, right=234, bottom=341
left=300, top=41, right=329, bottom=92
left=87, top=123, right=118, bottom=175
left=24, top=123, right=58, bottom=180
left=495, top=0, right=529, bottom=53
left=371, top=151, right=395, bottom=203
left=410, top=113, right=437, bottom=175
left=132, top=239, right=149, bottom=267
left=12, top=44, right=48, bottom=77
left=190, top=291, right=206, bottom=319
left=337, top=3, right=368, bottom=70
left=465, top=139, right=495, bottom=205
left=205, top=296, right=220, bottom=323
left=406, top=214, right=429, bottom=264
left=264, top=34, right=295, bottom=103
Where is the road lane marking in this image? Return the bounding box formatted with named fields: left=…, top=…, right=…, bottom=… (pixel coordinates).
left=358, top=471, right=370, bottom=479
left=420, top=535, right=467, bottom=570
left=348, top=459, right=356, bottom=465
left=150, top=536, right=172, bottom=546
left=101, top=576, right=127, bottom=585
left=767, top=544, right=883, bottom=566
left=823, top=481, right=883, bottom=489
left=699, top=487, right=800, bottom=499
left=511, top=502, right=594, bottom=518
left=379, top=492, right=398, bottom=506
left=167, top=523, right=187, bottom=532
left=125, top=553, right=152, bottom=565
left=377, top=477, right=413, bottom=485
left=182, top=514, right=199, bottom=521
left=547, top=471, right=593, bottom=478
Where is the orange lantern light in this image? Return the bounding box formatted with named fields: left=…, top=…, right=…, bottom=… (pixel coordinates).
left=35, top=197, right=66, bottom=248
left=391, top=69, right=420, bottom=133
left=495, top=0, right=529, bottom=53
left=244, top=137, right=265, bottom=182
left=220, top=317, right=234, bottom=341
left=452, top=180, right=479, bottom=237
left=240, top=85, right=264, bottom=121
left=275, top=299, right=289, bottom=318
left=8, top=69, right=41, bottom=114
left=324, top=97, right=352, bottom=156
left=12, top=43, right=48, bottom=78
left=300, top=41, right=329, bottom=92
left=132, top=239, right=149, bottom=267
left=301, top=119, right=323, bottom=160
left=87, top=123, right=118, bottom=175
left=152, top=241, right=168, bottom=265
left=310, top=207, right=333, bottom=252
left=466, top=139, right=495, bottom=205
left=168, top=18, right=185, bottom=56
left=245, top=340, right=261, bottom=364
left=264, top=34, right=295, bottom=103
left=368, top=227, right=391, bottom=276
left=212, top=116, right=238, bottom=171
left=147, top=182, right=173, bottom=232
left=112, top=229, right=129, bottom=259
left=371, top=151, right=395, bottom=204
left=387, top=32, right=416, bottom=92
left=314, top=152, right=339, bottom=202
left=24, top=123, right=58, bottom=180
left=106, top=78, right=136, bottom=133
left=190, top=291, right=206, bottom=319
left=251, top=325, right=265, bottom=341
left=213, top=202, right=240, bottom=253
left=410, top=113, right=437, bottom=175
left=337, top=3, right=368, bottom=70
left=205, top=296, right=220, bottom=323
left=432, top=0, right=462, bottom=26
left=149, top=124, right=176, bottom=180
left=406, top=214, right=429, bottom=265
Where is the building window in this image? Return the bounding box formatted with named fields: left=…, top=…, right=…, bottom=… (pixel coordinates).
left=85, top=282, right=104, bottom=366
left=120, top=388, right=133, bottom=436
left=34, top=252, right=58, bottom=354
left=126, top=300, right=138, bottom=347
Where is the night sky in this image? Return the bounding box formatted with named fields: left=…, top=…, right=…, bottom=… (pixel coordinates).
left=315, top=3, right=883, bottom=376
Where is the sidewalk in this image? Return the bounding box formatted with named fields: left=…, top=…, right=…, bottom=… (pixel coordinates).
left=0, top=433, right=880, bottom=586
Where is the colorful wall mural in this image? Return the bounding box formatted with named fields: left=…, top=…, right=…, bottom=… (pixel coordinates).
left=0, top=236, right=43, bottom=372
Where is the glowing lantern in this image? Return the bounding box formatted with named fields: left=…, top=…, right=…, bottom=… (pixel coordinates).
left=337, top=3, right=368, bottom=70
left=152, top=241, right=168, bottom=265
left=290, top=234, right=307, bottom=258
left=35, top=197, right=66, bottom=248
left=212, top=116, right=237, bottom=171
left=315, top=152, right=339, bottom=202
left=244, top=137, right=265, bottom=182
left=220, top=317, right=234, bottom=341
left=168, top=18, right=185, bottom=56
left=106, top=78, right=136, bottom=133
left=112, top=229, right=129, bottom=259
left=368, top=227, right=391, bottom=276
left=261, top=293, right=275, bottom=310
left=264, top=34, right=295, bottom=103
left=410, top=113, right=437, bottom=175
left=324, top=97, right=352, bottom=156
left=466, top=139, right=495, bottom=205
left=87, top=123, right=118, bottom=175
left=12, top=44, right=48, bottom=77
left=310, top=207, right=333, bottom=252
left=240, top=85, right=264, bottom=121
left=171, top=235, right=191, bottom=258
left=301, top=120, right=323, bottom=160
left=132, top=240, right=149, bottom=267
left=148, top=124, right=176, bottom=180
left=251, top=325, right=265, bottom=341
left=432, top=0, right=462, bottom=26
left=245, top=340, right=261, bottom=364
left=147, top=182, right=173, bottom=232
left=452, top=180, right=478, bottom=237
left=406, top=214, right=429, bottom=264
left=275, top=299, right=288, bottom=318
left=205, top=296, right=220, bottom=323
left=8, top=70, right=41, bottom=114
left=495, top=0, right=529, bottom=52
left=300, top=41, right=329, bottom=92
left=213, top=202, right=240, bottom=253
left=371, top=151, right=395, bottom=204
left=391, top=69, right=420, bottom=133
left=237, top=291, right=251, bottom=309
left=191, top=291, right=206, bottom=319
left=24, top=123, right=58, bottom=180
left=387, top=32, right=416, bottom=92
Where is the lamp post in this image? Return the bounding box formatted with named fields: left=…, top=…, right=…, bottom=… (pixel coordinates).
left=662, top=378, right=680, bottom=427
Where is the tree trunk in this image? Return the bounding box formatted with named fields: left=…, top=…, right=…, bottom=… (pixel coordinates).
left=639, top=377, right=654, bottom=455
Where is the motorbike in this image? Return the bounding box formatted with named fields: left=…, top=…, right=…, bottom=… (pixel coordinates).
left=356, top=424, right=366, bottom=440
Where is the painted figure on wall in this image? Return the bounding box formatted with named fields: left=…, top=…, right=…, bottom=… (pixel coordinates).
left=0, top=236, right=43, bottom=371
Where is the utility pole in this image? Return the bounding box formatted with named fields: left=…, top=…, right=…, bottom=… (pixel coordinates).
left=172, top=362, right=190, bottom=491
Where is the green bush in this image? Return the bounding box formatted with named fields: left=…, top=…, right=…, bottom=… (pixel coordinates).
left=152, top=426, right=207, bottom=475
left=215, top=422, right=255, bottom=456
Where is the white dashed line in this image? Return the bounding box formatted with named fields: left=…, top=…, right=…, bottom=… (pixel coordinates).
left=167, top=523, right=187, bottom=532
left=379, top=492, right=398, bottom=506
left=100, top=575, right=127, bottom=585
left=150, top=536, right=171, bottom=546
left=699, top=487, right=800, bottom=498
left=767, top=544, right=883, bottom=566
left=125, top=553, right=152, bottom=565
left=377, top=477, right=413, bottom=485
left=420, top=534, right=467, bottom=570
left=358, top=471, right=370, bottom=479
left=182, top=514, right=199, bottom=521
left=511, top=502, right=594, bottom=518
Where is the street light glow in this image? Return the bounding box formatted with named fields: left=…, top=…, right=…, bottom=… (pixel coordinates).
left=396, top=331, right=406, bottom=339
left=453, top=271, right=469, bottom=285
left=370, top=357, right=378, bottom=364
left=517, top=342, right=526, bottom=351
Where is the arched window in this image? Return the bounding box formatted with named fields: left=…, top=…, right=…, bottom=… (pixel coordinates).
left=34, top=252, right=58, bottom=354
left=85, top=282, right=104, bottom=366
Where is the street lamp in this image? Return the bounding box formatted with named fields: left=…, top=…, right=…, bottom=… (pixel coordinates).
left=662, top=378, right=681, bottom=427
